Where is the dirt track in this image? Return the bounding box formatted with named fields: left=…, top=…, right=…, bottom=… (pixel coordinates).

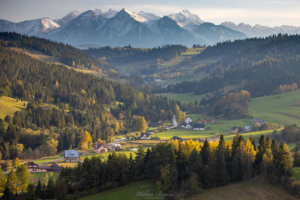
left=275, top=112, right=300, bottom=120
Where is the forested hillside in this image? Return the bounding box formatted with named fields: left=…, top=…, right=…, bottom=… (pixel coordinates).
left=0, top=45, right=177, bottom=160
left=84, top=45, right=188, bottom=65
left=0, top=32, right=113, bottom=71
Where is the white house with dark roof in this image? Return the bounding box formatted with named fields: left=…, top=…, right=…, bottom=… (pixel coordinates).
left=185, top=116, right=193, bottom=123
left=64, top=150, right=79, bottom=162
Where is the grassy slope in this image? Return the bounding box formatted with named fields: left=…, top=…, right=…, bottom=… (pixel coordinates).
left=0, top=96, right=28, bottom=119
left=293, top=167, right=300, bottom=181
left=79, top=180, right=161, bottom=200
left=30, top=172, right=59, bottom=183
left=248, top=90, right=300, bottom=126
left=154, top=92, right=205, bottom=104
left=191, top=175, right=297, bottom=200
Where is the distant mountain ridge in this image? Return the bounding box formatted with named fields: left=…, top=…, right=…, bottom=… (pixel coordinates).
left=221, top=21, right=300, bottom=38
left=0, top=8, right=246, bottom=47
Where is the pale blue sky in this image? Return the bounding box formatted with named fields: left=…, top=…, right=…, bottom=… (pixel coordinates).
left=0, top=0, right=300, bottom=26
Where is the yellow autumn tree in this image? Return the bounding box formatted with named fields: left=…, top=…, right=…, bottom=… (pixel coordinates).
left=79, top=131, right=93, bottom=150
left=115, top=121, right=120, bottom=133
left=262, top=148, right=273, bottom=174
left=136, top=117, right=147, bottom=132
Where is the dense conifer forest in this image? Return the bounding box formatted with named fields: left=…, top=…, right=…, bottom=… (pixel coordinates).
left=83, top=45, right=188, bottom=65
left=0, top=32, right=113, bottom=71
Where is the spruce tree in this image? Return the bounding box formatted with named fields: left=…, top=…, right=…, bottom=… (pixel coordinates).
left=0, top=168, right=6, bottom=193
left=46, top=176, right=55, bottom=199
left=55, top=177, right=68, bottom=200
left=201, top=139, right=211, bottom=165
left=215, top=143, right=229, bottom=186
left=2, top=186, right=14, bottom=200
left=35, top=180, right=42, bottom=198
left=188, top=148, right=203, bottom=176
left=6, top=169, right=19, bottom=193
left=274, top=142, right=293, bottom=178
left=26, top=183, right=36, bottom=200
left=293, top=146, right=300, bottom=167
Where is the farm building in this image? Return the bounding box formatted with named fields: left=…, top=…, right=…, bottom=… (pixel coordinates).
left=27, top=162, right=39, bottom=171
left=197, top=118, right=202, bottom=123
left=148, top=122, right=164, bottom=128
left=185, top=117, right=193, bottom=123
left=209, top=118, right=214, bottom=123
left=231, top=127, right=243, bottom=133
left=203, top=118, right=208, bottom=124
left=38, top=162, right=61, bottom=172
left=245, top=126, right=251, bottom=132
left=141, top=133, right=152, bottom=139
left=64, top=150, right=79, bottom=162
left=182, top=122, right=193, bottom=129
left=171, top=136, right=182, bottom=141
left=94, top=143, right=108, bottom=153
left=193, top=123, right=205, bottom=130
left=112, top=146, right=122, bottom=151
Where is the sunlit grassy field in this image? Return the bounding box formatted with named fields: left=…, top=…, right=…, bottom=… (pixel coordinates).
left=32, top=155, right=64, bottom=164
left=30, top=172, right=59, bottom=183
left=154, top=92, right=205, bottom=104
left=0, top=96, right=28, bottom=119
left=248, top=90, right=300, bottom=126
left=293, top=167, right=300, bottom=181
left=79, top=180, right=160, bottom=200
left=181, top=48, right=204, bottom=56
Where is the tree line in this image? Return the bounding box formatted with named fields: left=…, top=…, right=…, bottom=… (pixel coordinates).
left=5, top=133, right=298, bottom=199
left=83, top=44, right=188, bottom=65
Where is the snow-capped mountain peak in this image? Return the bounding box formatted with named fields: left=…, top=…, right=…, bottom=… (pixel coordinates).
left=102, top=9, right=118, bottom=18
left=40, top=18, right=60, bottom=32
left=93, top=9, right=102, bottom=16
left=119, top=8, right=148, bottom=23
left=54, top=10, right=80, bottom=26
left=137, top=11, right=160, bottom=21
left=168, top=9, right=204, bottom=26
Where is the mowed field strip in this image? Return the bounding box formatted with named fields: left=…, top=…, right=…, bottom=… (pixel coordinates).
left=0, top=96, right=28, bottom=119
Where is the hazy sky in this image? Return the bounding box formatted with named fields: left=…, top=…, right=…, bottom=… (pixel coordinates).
left=1, top=0, right=300, bottom=27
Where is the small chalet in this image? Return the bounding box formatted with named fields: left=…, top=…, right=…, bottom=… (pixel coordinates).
left=193, top=123, right=205, bottom=131
left=209, top=118, right=214, bottom=123
left=203, top=118, right=208, bottom=124
left=231, top=127, right=243, bottom=133
left=197, top=118, right=202, bottom=123
left=245, top=126, right=251, bottom=132
left=253, top=118, right=261, bottom=122
left=148, top=122, right=164, bottom=128
left=141, top=133, right=151, bottom=140
left=112, top=146, right=122, bottom=151
left=94, top=143, right=108, bottom=153
left=171, top=136, right=182, bottom=141
left=185, top=117, right=193, bottom=123
left=64, top=150, right=79, bottom=162
left=38, top=162, right=60, bottom=172
left=27, top=162, right=39, bottom=171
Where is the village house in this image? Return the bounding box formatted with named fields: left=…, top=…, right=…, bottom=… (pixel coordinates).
left=141, top=133, right=152, bottom=140
left=245, top=126, right=251, bottom=132
left=209, top=117, right=214, bottom=123
left=182, top=122, right=193, bottom=129
left=28, top=162, right=61, bottom=172
left=64, top=150, right=79, bottom=162
left=203, top=118, right=208, bottom=124
left=112, top=146, right=122, bottom=151
left=94, top=143, right=108, bottom=153
left=171, top=136, right=182, bottom=141
left=160, top=84, right=168, bottom=89
left=231, top=127, right=243, bottom=133
left=148, top=121, right=164, bottom=128
left=185, top=117, right=193, bottom=123
left=27, top=162, right=39, bottom=171
left=197, top=118, right=202, bottom=123
left=38, top=162, right=61, bottom=172
left=193, top=123, right=205, bottom=131
left=155, top=79, right=162, bottom=82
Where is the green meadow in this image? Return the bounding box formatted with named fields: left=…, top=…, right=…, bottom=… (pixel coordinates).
left=79, top=180, right=161, bottom=200
left=0, top=96, right=28, bottom=120
left=248, top=90, right=300, bottom=126
left=293, top=167, right=300, bottom=181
